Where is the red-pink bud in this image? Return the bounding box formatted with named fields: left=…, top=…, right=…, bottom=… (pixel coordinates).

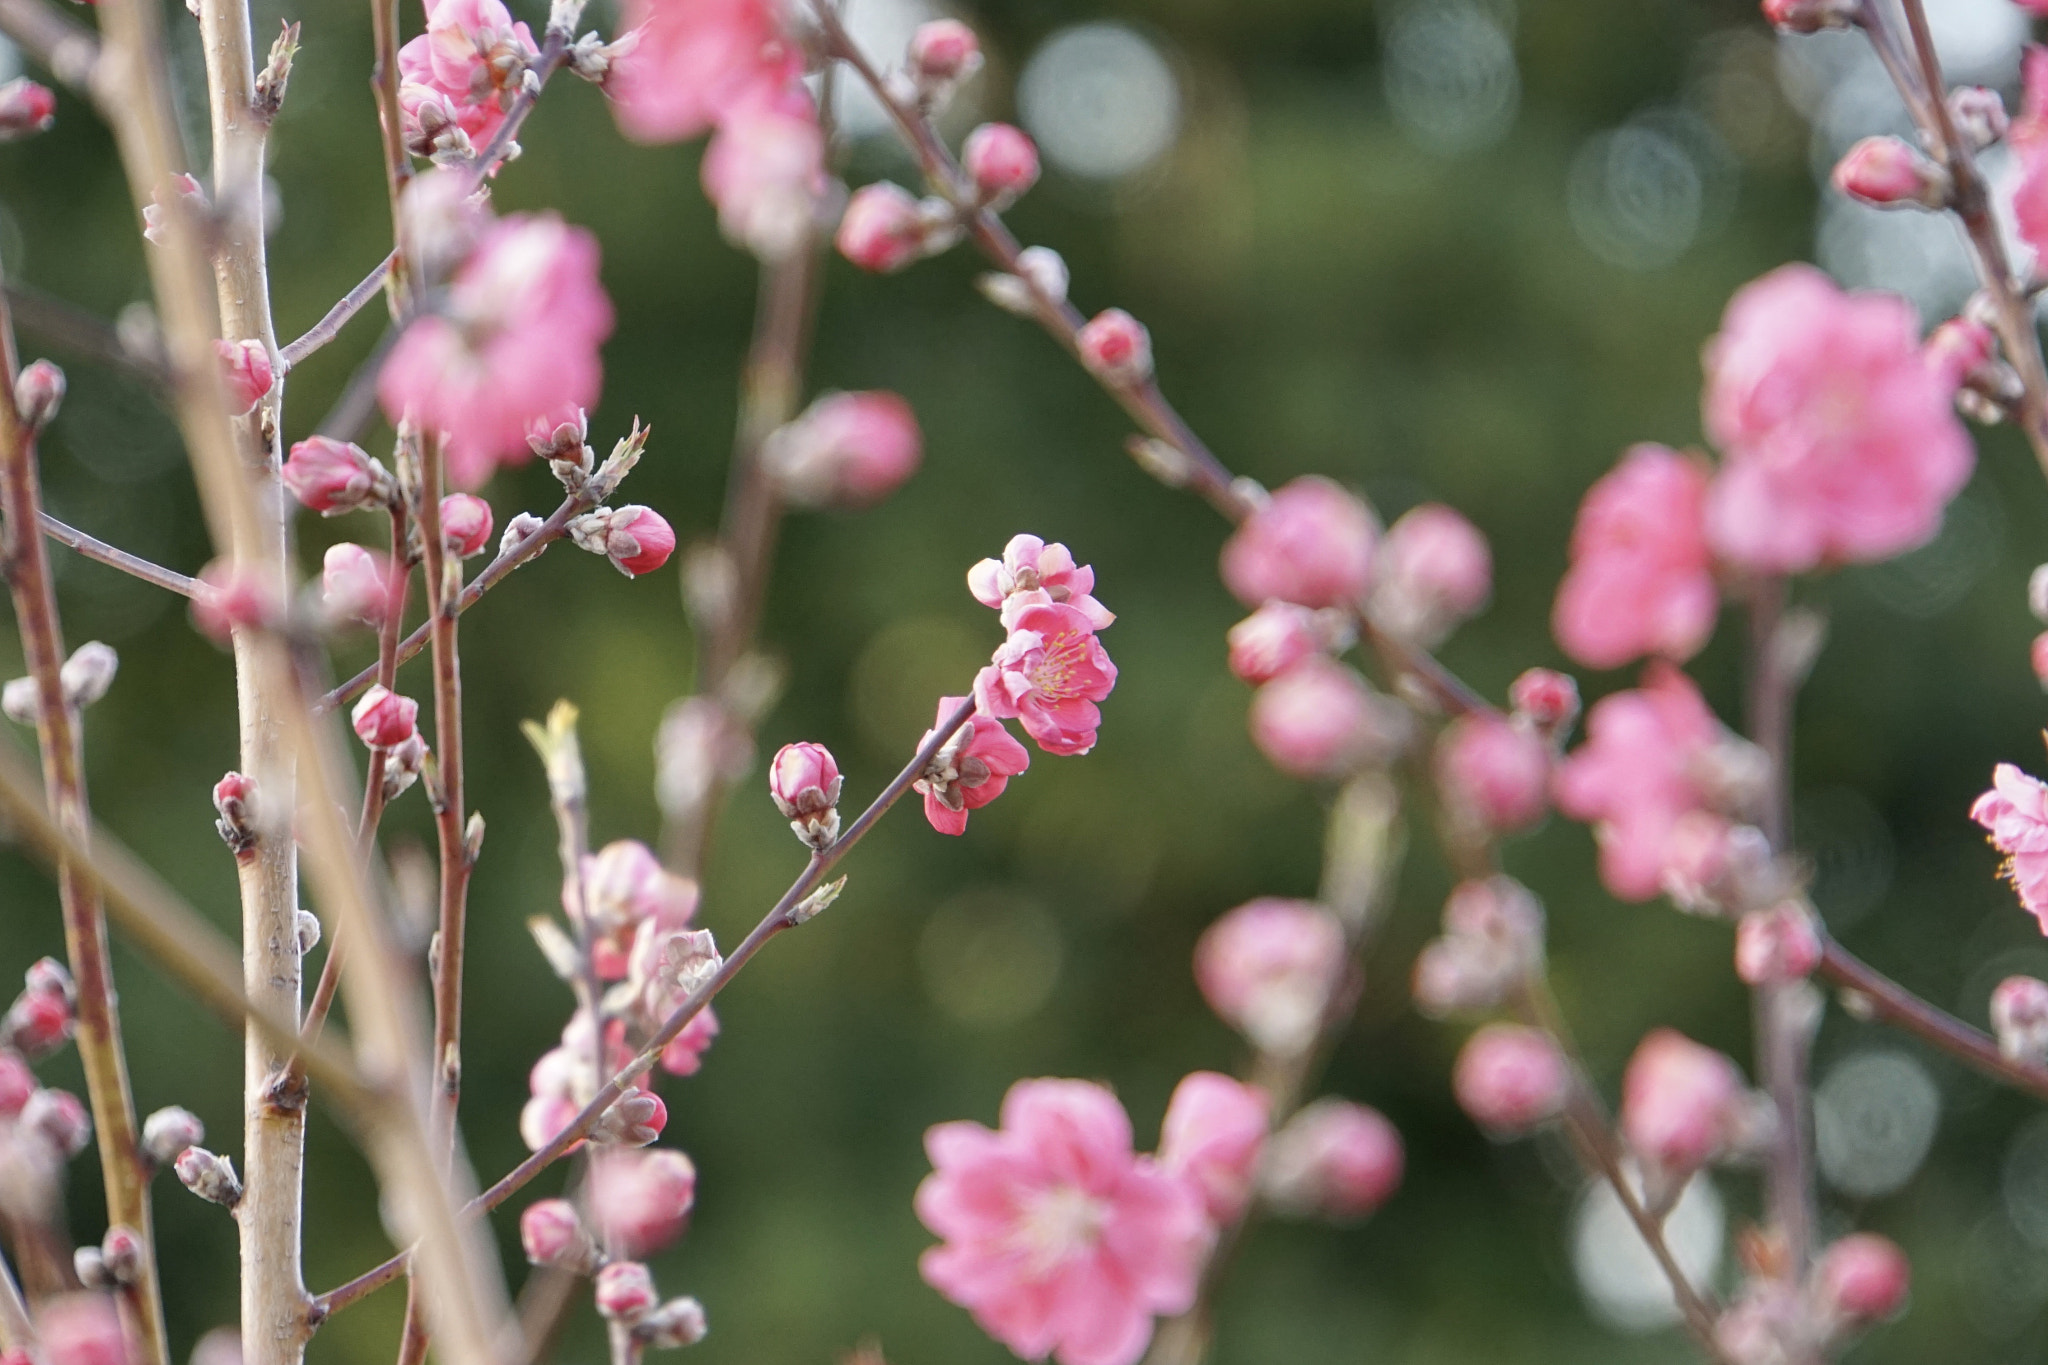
left=191, top=561, right=279, bottom=644
left=963, top=123, right=1040, bottom=201
left=1371, top=503, right=1491, bottom=645
left=1434, top=714, right=1550, bottom=834
left=1733, top=902, right=1822, bottom=985
left=594, top=1262, right=657, bottom=1322
left=0, top=78, right=56, bottom=139
left=836, top=182, right=926, bottom=273
left=6, top=988, right=72, bottom=1057
left=1452, top=1024, right=1566, bottom=1135
left=1262, top=1098, right=1404, bottom=1221
left=1620, top=1028, right=1743, bottom=1177
left=1814, top=1233, right=1910, bottom=1324
left=213, top=771, right=258, bottom=856
left=23, top=1087, right=91, bottom=1156
left=518, top=1198, right=593, bottom=1268
left=592, top=1087, right=666, bottom=1147
left=2031, top=631, right=2048, bottom=692
left=1220, top=476, right=1378, bottom=609
left=589, top=1148, right=698, bottom=1256
left=770, top=741, right=843, bottom=849
left=214, top=339, right=274, bottom=415
left=350, top=685, right=419, bottom=749
left=321, top=543, right=394, bottom=629
left=36, top=1295, right=135, bottom=1365
left=907, top=19, right=981, bottom=86
left=1832, top=136, right=1948, bottom=208
left=1993, top=975, right=2048, bottom=1062
left=1077, top=308, right=1153, bottom=386
left=282, top=437, right=387, bottom=515
left=1508, top=667, right=1580, bottom=731
left=15, top=358, right=64, bottom=430
left=0, top=1050, right=32, bottom=1118
left=572, top=505, right=675, bottom=578
left=1226, top=601, right=1327, bottom=684
left=764, top=390, right=922, bottom=508
left=439, top=493, right=493, bottom=558
left=97, top=1228, right=143, bottom=1286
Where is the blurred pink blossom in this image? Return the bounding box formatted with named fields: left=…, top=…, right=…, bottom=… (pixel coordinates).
left=1246, top=656, right=1388, bottom=780
left=588, top=1148, right=698, bottom=1257
left=766, top=389, right=923, bottom=508
left=1434, top=714, right=1550, bottom=834
left=1452, top=1024, right=1567, bottom=1135
left=609, top=0, right=798, bottom=144
left=397, top=0, right=536, bottom=150
left=1619, top=1028, right=1744, bottom=1178
left=1193, top=898, right=1345, bottom=1055
left=1552, top=444, right=1717, bottom=670
left=1370, top=502, right=1490, bottom=645
left=1157, top=1071, right=1268, bottom=1224
left=701, top=87, right=826, bottom=260
left=1261, top=1099, right=1404, bottom=1221
left=1220, top=476, right=1376, bottom=609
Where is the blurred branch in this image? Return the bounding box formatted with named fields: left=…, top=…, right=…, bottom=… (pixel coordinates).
left=280, top=253, right=395, bottom=372
left=0, top=0, right=98, bottom=101
left=4, top=284, right=170, bottom=390
left=37, top=512, right=198, bottom=597
left=0, top=1235, right=34, bottom=1350
left=1817, top=939, right=2048, bottom=1103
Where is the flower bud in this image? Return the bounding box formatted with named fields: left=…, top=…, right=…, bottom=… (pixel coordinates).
left=1434, top=715, right=1550, bottom=834
left=1993, top=975, right=2048, bottom=1063
left=1761, top=0, right=1857, bottom=32
left=1620, top=1028, right=1744, bottom=1180
left=1733, top=902, right=1822, bottom=985
left=140, top=1106, right=205, bottom=1168
left=590, top=1148, right=698, bottom=1256
left=500, top=511, right=546, bottom=558
left=637, top=1297, right=708, bottom=1349
left=1157, top=1072, right=1268, bottom=1223
left=143, top=173, right=208, bottom=248
left=321, top=543, right=394, bottom=629
left=1369, top=503, right=1491, bottom=646
left=1411, top=877, right=1545, bottom=1018
left=440, top=493, right=494, bottom=558
left=191, top=561, right=279, bottom=644
left=1949, top=86, right=2008, bottom=151
left=591, top=1087, right=667, bottom=1147
left=0, top=677, right=32, bottom=726
left=1248, top=657, right=1398, bottom=781
left=1452, top=1024, right=1567, bottom=1135
left=569, top=505, right=676, bottom=578
left=1077, top=308, right=1153, bottom=387
left=0, top=78, right=56, bottom=139
left=36, top=1295, right=133, bottom=1365
left=1832, top=136, right=1949, bottom=209
left=15, top=358, right=64, bottom=430
left=519, top=1198, right=597, bottom=1271
left=1220, top=476, right=1378, bottom=609
left=978, top=245, right=1071, bottom=316
left=350, top=684, right=419, bottom=749
left=1261, top=1098, right=1404, bottom=1221
left=769, top=741, right=843, bottom=849
left=60, top=642, right=117, bottom=710
left=215, top=339, right=274, bottom=415
left=282, top=437, right=389, bottom=515
left=23, top=1087, right=92, bottom=1156
left=1813, top=1233, right=1910, bottom=1326
left=836, top=182, right=929, bottom=273
left=1508, top=667, right=1580, bottom=732
left=906, top=19, right=981, bottom=91
left=962, top=123, right=1040, bottom=202
left=0, top=1050, right=32, bottom=1118
left=25, top=956, right=72, bottom=1001
left=6, top=988, right=73, bottom=1058
left=295, top=909, right=323, bottom=954
left=518, top=1093, right=581, bottom=1155
left=1194, top=898, right=1346, bottom=1055
left=213, top=771, right=259, bottom=857
left=594, top=1262, right=658, bottom=1323
left=1226, top=601, right=1328, bottom=684
left=174, top=1147, right=243, bottom=1207
left=98, top=1227, right=143, bottom=1286
left=72, top=1247, right=108, bottom=1291
left=762, top=391, right=922, bottom=508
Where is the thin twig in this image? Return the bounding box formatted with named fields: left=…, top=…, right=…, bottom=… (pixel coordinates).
left=4, top=283, right=170, bottom=390
left=281, top=253, right=396, bottom=371
left=37, top=512, right=198, bottom=597
left=1817, top=939, right=2048, bottom=1101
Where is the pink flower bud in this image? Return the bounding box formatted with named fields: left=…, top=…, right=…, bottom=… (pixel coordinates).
left=321, top=543, right=394, bottom=629
left=658, top=1007, right=721, bottom=1076
left=0, top=1050, right=32, bottom=1118
left=350, top=685, right=419, bottom=749
left=1452, top=1024, right=1567, bottom=1135
left=907, top=19, right=981, bottom=86
left=589, top=1148, right=698, bottom=1256
left=174, top=1147, right=242, bottom=1206
left=6, top=988, right=72, bottom=1058
left=769, top=741, right=843, bottom=849
left=1220, top=476, right=1378, bottom=609
left=1504, top=668, right=1575, bottom=730
left=213, top=771, right=259, bottom=857
left=1077, top=308, right=1153, bottom=386
left=1993, top=975, right=2048, bottom=1063
left=764, top=390, right=923, bottom=508
left=836, top=182, right=927, bottom=273
left=592, top=1087, right=666, bottom=1146
left=439, top=494, right=494, bottom=558
left=1733, top=902, right=1822, bottom=985
left=98, top=1228, right=143, bottom=1286
left=23, top=1087, right=92, bottom=1156
left=963, top=123, right=1040, bottom=201
left=282, top=437, right=387, bottom=515
left=15, top=358, right=64, bottom=430
left=1832, top=136, right=1948, bottom=209
left=1761, top=0, right=1857, bottom=31
left=1194, top=898, right=1346, bottom=1055
left=215, top=339, right=274, bottom=415
left=190, top=562, right=278, bottom=644
left=570, top=505, right=676, bottom=577
left=637, top=1298, right=708, bottom=1349
left=1261, top=1098, right=1404, bottom=1221
left=1370, top=503, right=1491, bottom=645
left=0, top=78, right=56, bottom=138
left=519, top=1198, right=595, bottom=1269
left=1620, top=1028, right=1743, bottom=1177
left=1434, top=715, right=1550, bottom=834
left=1226, top=601, right=1327, bottom=684
left=2032, top=631, right=2048, bottom=692
left=143, top=173, right=207, bottom=248
left=1924, top=316, right=1995, bottom=392
left=36, top=1295, right=134, bottom=1365
left=1158, top=1071, right=1268, bottom=1223
left=594, top=1262, right=658, bottom=1322
left=1813, top=1233, right=1910, bottom=1324
left=1247, top=657, right=1393, bottom=781
left=1948, top=86, right=2008, bottom=151
left=140, top=1106, right=204, bottom=1167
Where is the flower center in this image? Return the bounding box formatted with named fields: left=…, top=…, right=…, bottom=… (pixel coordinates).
left=1026, top=630, right=1089, bottom=703
left=1015, top=1184, right=1106, bottom=1273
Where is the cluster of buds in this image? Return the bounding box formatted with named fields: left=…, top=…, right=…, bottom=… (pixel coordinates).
left=889, top=19, right=983, bottom=112
left=4, top=957, right=75, bottom=1059
left=1452, top=1023, right=1568, bottom=1136
left=568, top=504, right=677, bottom=578
left=1715, top=1233, right=1910, bottom=1364
left=768, top=742, right=842, bottom=850
left=1259, top=1098, right=1405, bottom=1222
left=760, top=390, right=922, bottom=509
left=1194, top=898, right=1346, bottom=1056
left=74, top=1226, right=145, bottom=1290
left=281, top=436, right=398, bottom=515
left=1412, top=877, right=1545, bottom=1018
left=594, top=1262, right=707, bottom=1350
left=1, top=641, right=119, bottom=726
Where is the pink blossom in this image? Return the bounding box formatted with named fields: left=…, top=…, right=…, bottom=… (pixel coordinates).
left=1434, top=715, right=1550, bottom=834
left=659, top=1007, right=721, bottom=1076
left=519, top=1199, right=592, bottom=1268
left=440, top=493, right=493, bottom=557
left=283, top=437, right=387, bottom=515
left=35, top=1296, right=133, bottom=1365
left=582, top=839, right=697, bottom=975
left=321, top=543, right=396, bottom=629
left=701, top=87, right=827, bottom=260
left=24, top=1088, right=90, bottom=1155
left=594, top=1262, right=657, bottom=1323
left=915, top=1079, right=1210, bottom=1365
left=1452, top=1024, right=1567, bottom=1135
left=1157, top=1071, right=1268, bottom=1224
left=766, top=390, right=923, bottom=508
left=1508, top=667, right=1580, bottom=732
left=588, top=1148, right=698, bottom=1257
left=1246, top=656, right=1390, bottom=780
left=976, top=602, right=1118, bottom=756
left=2031, top=631, right=2048, bottom=691
left=1370, top=503, right=1491, bottom=644
left=609, top=0, right=798, bottom=145
left=1552, top=663, right=1721, bottom=902
left=906, top=19, right=981, bottom=87
left=835, top=182, right=928, bottom=273
left=963, top=123, right=1040, bottom=201
left=1261, top=1099, right=1404, bottom=1221
left=1226, top=601, right=1328, bottom=684
left=396, top=0, right=537, bottom=151
left=1972, top=763, right=2048, bottom=932
left=216, top=339, right=273, bottom=415
left=1077, top=309, right=1153, bottom=387
left=1219, top=476, right=1376, bottom=610
left=967, top=535, right=1114, bottom=630
left=518, top=1094, right=579, bottom=1154
left=350, top=685, right=419, bottom=749
left=1925, top=316, right=1995, bottom=393
left=1813, top=1234, right=1910, bottom=1325
left=143, top=173, right=206, bottom=249
left=1993, top=975, right=2048, bottom=1062
left=1620, top=1028, right=1744, bottom=1177
left=1193, top=898, right=1345, bottom=1055
left=0, top=1051, right=32, bottom=1118
left=1411, top=876, right=1546, bottom=1019
left=1733, top=902, right=1822, bottom=985
left=2015, top=49, right=2048, bottom=259
left=914, top=696, right=1031, bottom=835
left=190, top=562, right=278, bottom=644
left=1701, top=264, right=1973, bottom=573
left=378, top=212, right=613, bottom=487
left=1552, top=445, right=1717, bottom=670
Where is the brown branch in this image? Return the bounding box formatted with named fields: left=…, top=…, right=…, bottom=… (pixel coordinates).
left=1817, top=939, right=2048, bottom=1101
left=37, top=512, right=198, bottom=597
left=281, top=253, right=396, bottom=371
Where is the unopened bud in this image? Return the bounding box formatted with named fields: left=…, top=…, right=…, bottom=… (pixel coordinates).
left=962, top=123, right=1040, bottom=203
left=140, top=1106, right=205, bottom=1167
left=213, top=771, right=259, bottom=857
left=6, top=984, right=73, bottom=1058
left=1949, top=86, right=2009, bottom=151
left=15, top=358, right=64, bottom=429
left=568, top=505, right=676, bottom=578
left=26, top=957, right=72, bottom=1001
left=72, top=1247, right=108, bottom=1290
left=440, top=493, right=494, bottom=558
left=351, top=684, right=419, bottom=749
left=382, top=732, right=427, bottom=800
left=519, top=1198, right=598, bottom=1271
left=594, top=1262, right=657, bottom=1322
left=1813, top=1233, right=1910, bottom=1326
left=175, top=1147, right=243, bottom=1207
left=253, top=20, right=298, bottom=122
left=1261, top=1099, right=1405, bottom=1222
left=57, top=641, right=117, bottom=710
left=1761, top=0, right=1857, bottom=32
left=906, top=19, right=981, bottom=96
left=1734, top=902, right=1823, bottom=985
left=282, top=437, right=392, bottom=515
left=1, top=677, right=36, bottom=726
left=1993, top=975, right=2048, bottom=1064
left=1832, top=136, right=1949, bottom=209
left=0, top=78, right=55, bottom=139
left=836, top=182, right=929, bottom=273
left=143, top=173, right=208, bottom=249
left=23, top=1087, right=91, bottom=1155
left=591, top=1087, right=666, bottom=1146
left=499, top=511, right=546, bottom=558
left=294, top=910, right=323, bottom=955
left=98, top=1227, right=144, bottom=1285
left=1077, top=309, right=1153, bottom=387
left=768, top=742, right=842, bottom=850
left=1508, top=667, right=1579, bottom=732
left=1452, top=1024, right=1567, bottom=1135
left=636, top=1297, right=708, bottom=1349
left=977, top=245, right=1070, bottom=316
left=215, top=339, right=275, bottom=415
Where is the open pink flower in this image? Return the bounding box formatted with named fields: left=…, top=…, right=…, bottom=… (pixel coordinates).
left=1552, top=663, right=1721, bottom=902
left=1219, top=476, right=1376, bottom=609
left=1552, top=445, right=1717, bottom=670
left=1157, top=1072, right=1268, bottom=1225
left=379, top=212, right=614, bottom=487
left=1701, top=264, right=1973, bottom=573
left=701, top=86, right=827, bottom=260
left=916, top=1079, right=1210, bottom=1365
left=968, top=535, right=1115, bottom=630
left=1972, top=763, right=2048, bottom=932
left=397, top=0, right=537, bottom=151
left=976, top=602, right=1118, bottom=756
left=609, top=0, right=799, bottom=145
left=914, top=696, right=1030, bottom=835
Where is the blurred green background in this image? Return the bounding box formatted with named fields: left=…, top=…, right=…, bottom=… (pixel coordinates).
left=7, top=0, right=2048, bottom=1361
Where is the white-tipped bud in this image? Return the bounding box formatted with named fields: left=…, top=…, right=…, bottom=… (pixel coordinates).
left=591, top=1087, right=666, bottom=1147
left=73, top=1246, right=109, bottom=1289
left=294, top=910, right=323, bottom=955
left=141, top=1106, right=206, bottom=1167
left=636, top=1297, right=708, bottom=1349
left=15, top=359, right=64, bottom=430
left=60, top=642, right=118, bottom=710
left=499, top=511, right=546, bottom=559
left=175, top=1147, right=243, bottom=1207
left=1, top=677, right=35, bottom=725
left=99, top=1225, right=145, bottom=1285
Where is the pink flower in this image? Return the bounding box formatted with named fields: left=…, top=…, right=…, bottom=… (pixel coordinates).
left=1552, top=445, right=1717, bottom=670
left=216, top=339, right=273, bottom=415
left=1194, top=898, right=1345, bottom=1055
left=967, top=535, right=1114, bottom=630
left=1219, top=476, right=1376, bottom=610
left=440, top=494, right=493, bottom=558
left=581, top=840, right=697, bottom=975
left=1701, top=264, right=1973, bottom=573
left=191, top=561, right=278, bottom=644
left=765, top=390, right=923, bottom=508
left=0, top=1052, right=32, bottom=1118
left=396, top=0, right=537, bottom=151
left=378, top=212, right=614, bottom=487
left=1508, top=667, right=1580, bottom=732
left=1831, top=136, right=1945, bottom=207
left=701, top=87, right=827, bottom=260
left=321, top=543, right=396, bottom=629
left=658, top=1007, right=720, bottom=1076
left=836, top=182, right=928, bottom=272
left=1813, top=1234, right=1910, bottom=1325
left=1077, top=309, right=1153, bottom=387
left=1434, top=715, right=1550, bottom=834
left=2014, top=50, right=2048, bottom=259
left=609, top=0, right=798, bottom=144
left=1370, top=503, right=1491, bottom=645
left=143, top=173, right=206, bottom=248
left=914, top=696, right=1031, bottom=835
left=963, top=123, right=1040, bottom=201
left=915, top=1079, right=1210, bottom=1365
left=1452, top=1024, right=1567, bottom=1135
left=283, top=437, right=388, bottom=515
left=1552, top=663, right=1721, bottom=902
left=0, top=79, right=56, bottom=138
left=588, top=1148, right=698, bottom=1257
left=1261, top=1099, right=1404, bottom=1222
left=1226, top=601, right=1328, bottom=684
left=351, top=685, right=419, bottom=749
left=35, top=1296, right=133, bottom=1365
left=1157, top=1072, right=1268, bottom=1224
left=976, top=602, right=1118, bottom=756
left=907, top=19, right=981, bottom=87
left=594, top=1262, right=658, bottom=1323
left=1246, top=656, right=1388, bottom=780
left=1971, top=763, right=2048, bottom=932
left=1619, top=1028, right=1744, bottom=1178
left=1993, top=975, right=2048, bottom=1062
left=519, top=1199, right=593, bottom=1268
